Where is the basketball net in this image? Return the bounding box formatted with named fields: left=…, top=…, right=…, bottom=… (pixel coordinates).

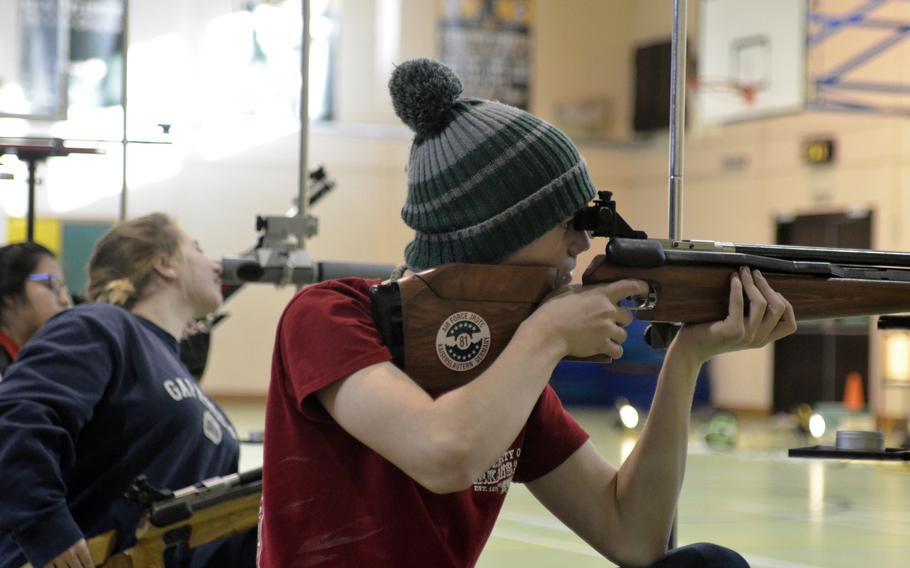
left=691, top=76, right=758, bottom=106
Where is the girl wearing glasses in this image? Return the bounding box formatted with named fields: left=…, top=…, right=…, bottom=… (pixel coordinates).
left=0, top=214, right=252, bottom=568
left=0, top=242, right=72, bottom=378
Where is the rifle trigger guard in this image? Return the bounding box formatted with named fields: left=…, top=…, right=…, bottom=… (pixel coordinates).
left=628, top=287, right=657, bottom=311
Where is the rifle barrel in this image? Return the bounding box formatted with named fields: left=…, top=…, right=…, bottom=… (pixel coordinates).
left=609, top=238, right=910, bottom=271
left=733, top=242, right=910, bottom=267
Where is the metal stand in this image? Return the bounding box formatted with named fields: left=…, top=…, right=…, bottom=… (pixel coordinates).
left=0, top=138, right=103, bottom=241
left=25, top=157, right=37, bottom=241
left=789, top=316, right=910, bottom=462
left=789, top=446, right=910, bottom=461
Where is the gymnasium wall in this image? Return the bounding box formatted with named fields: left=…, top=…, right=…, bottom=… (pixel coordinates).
left=2, top=0, right=908, bottom=417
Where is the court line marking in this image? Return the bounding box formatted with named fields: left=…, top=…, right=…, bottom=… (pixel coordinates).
left=496, top=512, right=832, bottom=566
left=726, top=503, right=910, bottom=537
left=498, top=511, right=572, bottom=531
left=489, top=527, right=600, bottom=557
left=741, top=555, right=825, bottom=568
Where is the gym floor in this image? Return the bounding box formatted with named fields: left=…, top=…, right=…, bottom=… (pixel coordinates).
left=224, top=402, right=910, bottom=568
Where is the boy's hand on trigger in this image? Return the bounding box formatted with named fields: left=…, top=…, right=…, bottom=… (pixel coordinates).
left=533, top=279, right=650, bottom=359
left=673, top=266, right=797, bottom=364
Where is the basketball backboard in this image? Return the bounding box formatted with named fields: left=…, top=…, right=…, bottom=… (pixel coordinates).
left=698, top=0, right=910, bottom=123
left=697, top=0, right=808, bottom=123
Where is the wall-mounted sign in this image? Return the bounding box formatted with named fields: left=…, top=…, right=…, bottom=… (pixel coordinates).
left=439, top=0, right=533, bottom=110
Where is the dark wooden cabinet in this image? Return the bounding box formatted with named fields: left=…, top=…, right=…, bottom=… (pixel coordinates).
left=772, top=211, right=872, bottom=413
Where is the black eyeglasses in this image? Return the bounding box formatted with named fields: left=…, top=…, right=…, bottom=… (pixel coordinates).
left=28, top=273, right=69, bottom=297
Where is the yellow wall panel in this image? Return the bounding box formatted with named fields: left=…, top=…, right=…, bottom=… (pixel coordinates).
left=6, top=218, right=63, bottom=256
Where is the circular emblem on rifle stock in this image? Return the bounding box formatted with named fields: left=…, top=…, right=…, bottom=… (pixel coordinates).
left=436, top=311, right=492, bottom=372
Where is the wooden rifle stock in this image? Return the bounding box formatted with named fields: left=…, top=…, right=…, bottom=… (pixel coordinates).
left=584, top=255, right=910, bottom=323
left=372, top=264, right=557, bottom=391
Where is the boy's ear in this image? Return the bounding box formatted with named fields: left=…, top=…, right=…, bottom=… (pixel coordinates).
left=151, top=254, right=179, bottom=281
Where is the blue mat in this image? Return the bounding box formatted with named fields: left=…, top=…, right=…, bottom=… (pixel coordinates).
left=549, top=318, right=711, bottom=410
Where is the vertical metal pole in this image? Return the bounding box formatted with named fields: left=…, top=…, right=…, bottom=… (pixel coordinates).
left=298, top=0, right=311, bottom=222
left=119, top=0, right=130, bottom=222
left=26, top=159, right=37, bottom=241
left=667, top=0, right=688, bottom=551
left=668, top=0, right=687, bottom=241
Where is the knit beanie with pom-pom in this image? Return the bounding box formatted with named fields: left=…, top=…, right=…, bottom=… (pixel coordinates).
left=389, top=58, right=597, bottom=270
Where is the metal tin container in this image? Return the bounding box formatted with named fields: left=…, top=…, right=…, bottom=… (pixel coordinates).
left=835, top=430, right=884, bottom=452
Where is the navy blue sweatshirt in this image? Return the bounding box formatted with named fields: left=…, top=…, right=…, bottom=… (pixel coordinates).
left=0, top=303, right=240, bottom=568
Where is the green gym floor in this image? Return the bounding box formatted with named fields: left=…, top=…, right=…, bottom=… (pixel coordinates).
left=224, top=402, right=910, bottom=568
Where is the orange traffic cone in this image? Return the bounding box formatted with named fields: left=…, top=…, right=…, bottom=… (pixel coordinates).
left=843, top=371, right=865, bottom=412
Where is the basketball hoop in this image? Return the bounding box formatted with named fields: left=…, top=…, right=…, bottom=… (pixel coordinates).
left=739, top=83, right=757, bottom=105
left=691, top=76, right=759, bottom=107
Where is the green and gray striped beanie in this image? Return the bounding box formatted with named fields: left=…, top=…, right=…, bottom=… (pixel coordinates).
left=389, top=59, right=597, bottom=270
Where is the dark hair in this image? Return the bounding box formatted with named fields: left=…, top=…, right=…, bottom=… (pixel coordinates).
left=0, top=242, right=56, bottom=325
left=87, top=213, right=183, bottom=310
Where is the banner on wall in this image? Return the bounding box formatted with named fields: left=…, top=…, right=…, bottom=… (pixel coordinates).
left=69, top=0, right=123, bottom=107
left=439, top=0, right=533, bottom=110
left=16, top=0, right=69, bottom=118
left=6, top=0, right=123, bottom=118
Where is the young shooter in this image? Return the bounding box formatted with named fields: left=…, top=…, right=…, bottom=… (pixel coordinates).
left=258, top=59, right=796, bottom=568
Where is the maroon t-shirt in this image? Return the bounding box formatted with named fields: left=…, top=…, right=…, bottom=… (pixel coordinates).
left=258, top=278, right=589, bottom=568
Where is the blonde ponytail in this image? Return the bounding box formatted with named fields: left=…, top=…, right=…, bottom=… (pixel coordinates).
left=87, top=213, right=182, bottom=310
left=96, top=278, right=137, bottom=307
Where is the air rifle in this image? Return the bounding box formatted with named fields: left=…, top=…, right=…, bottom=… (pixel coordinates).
left=220, top=166, right=393, bottom=289
left=180, top=167, right=393, bottom=379
left=371, top=190, right=910, bottom=392
left=81, top=469, right=262, bottom=567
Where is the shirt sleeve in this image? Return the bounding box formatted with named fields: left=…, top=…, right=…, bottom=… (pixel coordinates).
left=277, top=280, right=392, bottom=421
left=0, top=309, right=121, bottom=567
left=513, top=385, right=590, bottom=483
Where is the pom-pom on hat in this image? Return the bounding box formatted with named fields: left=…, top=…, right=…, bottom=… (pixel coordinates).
left=389, top=58, right=597, bottom=270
